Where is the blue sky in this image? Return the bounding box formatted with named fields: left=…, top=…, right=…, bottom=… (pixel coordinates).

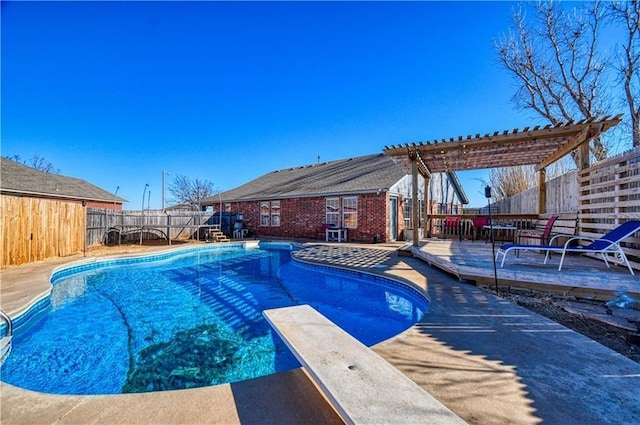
left=2, top=1, right=552, bottom=209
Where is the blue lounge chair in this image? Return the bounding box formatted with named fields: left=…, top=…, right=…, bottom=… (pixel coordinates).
left=496, top=220, right=640, bottom=275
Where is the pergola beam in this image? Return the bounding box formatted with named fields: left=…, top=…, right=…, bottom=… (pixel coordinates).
left=535, top=125, right=591, bottom=171
left=385, top=115, right=622, bottom=175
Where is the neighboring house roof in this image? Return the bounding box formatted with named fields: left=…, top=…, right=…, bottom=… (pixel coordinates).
left=0, top=157, right=126, bottom=203
left=446, top=172, right=469, bottom=205
left=201, top=153, right=467, bottom=204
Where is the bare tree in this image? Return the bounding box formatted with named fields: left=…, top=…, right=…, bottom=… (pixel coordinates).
left=488, top=162, right=571, bottom=201
left=611, top=0, right=640, bottom=147
left=496, top=1, right=611, bottom=162
left=6, top=154, right=60, bottom=174
left=489, top=166, right=537, bottom=200
left=167, top=175, right=216, bottom=208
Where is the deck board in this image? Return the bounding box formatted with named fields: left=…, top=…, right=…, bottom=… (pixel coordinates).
left=413, top=239, right=640, bottom=301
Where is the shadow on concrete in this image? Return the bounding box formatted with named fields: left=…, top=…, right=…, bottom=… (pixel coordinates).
left=375, top=256, right=640, bottom=425
left=230, top=369, right=342, bottom=425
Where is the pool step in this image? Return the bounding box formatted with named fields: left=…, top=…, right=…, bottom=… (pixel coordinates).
left=0, top=336, right=11, bottom=365
left=0, top=310, right=13, bottom=365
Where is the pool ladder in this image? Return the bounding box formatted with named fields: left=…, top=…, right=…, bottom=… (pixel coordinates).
left=0, top=310, right=12, bottom=366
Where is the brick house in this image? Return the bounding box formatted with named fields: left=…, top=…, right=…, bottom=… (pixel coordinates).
left=201, top=153, right=467, bottom=243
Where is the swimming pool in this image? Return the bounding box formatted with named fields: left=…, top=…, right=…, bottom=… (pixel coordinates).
left=1, top=243, right=428, bottom=395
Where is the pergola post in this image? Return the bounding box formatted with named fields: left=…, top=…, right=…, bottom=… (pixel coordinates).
left=578, top=142, right=590, bottom=171
left=423, top=174, right=430, bottom=239
left=538, top=168, right=546, bottom=214
left=577, top=140, right=591, bottom=235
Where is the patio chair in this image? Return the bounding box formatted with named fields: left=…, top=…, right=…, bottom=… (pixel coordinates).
left=471, top=216, right=490, bottom=242
left=515, top=215, right=558, bottom=257
left=517, top=215, right=558, bottom=246
left=444, top=216, right=462, bottom=241
left=496, top=220, right=640, bottom=275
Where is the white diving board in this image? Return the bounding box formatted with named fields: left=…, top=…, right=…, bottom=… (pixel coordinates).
left=263, top=305, right=467, bottom=425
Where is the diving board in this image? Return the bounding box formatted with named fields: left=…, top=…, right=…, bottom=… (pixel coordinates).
left=263, top=305, right=466, bottom=425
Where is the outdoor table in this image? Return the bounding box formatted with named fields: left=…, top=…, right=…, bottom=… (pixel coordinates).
left=483, top=224, right=517, bottom=243
left=326, top=228, right=348, bottom=242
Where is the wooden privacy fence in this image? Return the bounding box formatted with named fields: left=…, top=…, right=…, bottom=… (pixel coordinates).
left=492, top=170, right=579, bottom=214
left=1, top=195, right=85, bottom=268
left=1, top=198, right=219, bottom=268
left=578, top=147, right=640, bottom=270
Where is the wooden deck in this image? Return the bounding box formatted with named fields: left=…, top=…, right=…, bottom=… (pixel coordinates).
left=412, top=239, right=640, bottom=301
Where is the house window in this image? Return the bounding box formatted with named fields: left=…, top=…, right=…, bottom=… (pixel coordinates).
left=325, top=197, right=358, bottom=228
left=437, top=203, right=447, bottom=214
left=325, top=198, right=340, bottom=227
left=260, top=200, right=281, bottom=227
left=260, top=201, right=271, bottom=226
left=404, top=199, right=412, bottom=228
left=404, top=198, right=425, bottom=228
left=342, top=197, right=357, bottom=228
left=271, top=200, right=280, bottom=227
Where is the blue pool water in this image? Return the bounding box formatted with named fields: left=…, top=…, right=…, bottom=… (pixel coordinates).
left=1, top=244, right=427, bottom=395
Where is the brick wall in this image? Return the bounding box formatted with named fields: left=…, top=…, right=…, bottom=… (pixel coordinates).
left=85, top=200, right=122, bottom=210
left=226, top=193, right=395, bottom=243
left=428, top=200, right=462, bottom=215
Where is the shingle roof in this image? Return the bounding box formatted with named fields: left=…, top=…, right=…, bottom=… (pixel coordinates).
left=1, top=157, right=126, bottom=203
left=203, top=153, right=409, bottom=203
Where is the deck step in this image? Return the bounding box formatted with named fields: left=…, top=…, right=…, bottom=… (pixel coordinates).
left=208, top=230, right=230, bottom=243
left=263, top=305, right=466, bottom=425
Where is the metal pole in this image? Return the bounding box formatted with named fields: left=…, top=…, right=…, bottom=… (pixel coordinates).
left=142, top=183, right=149, bottom=211
left=114, top=186, right=119, bottom=210
left=162, top=170, right=170, bottom=211
left=485, top=186, right=499, bottom=293
left=141, top=183, right=149, bottom=245
left=218, top=191, right=223, bottom=231
left=82, top=200, right=87, bottom=257
left=112, top=186, right=119, bottom=245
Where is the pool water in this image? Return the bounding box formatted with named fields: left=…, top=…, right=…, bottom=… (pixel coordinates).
left=1, top=244, right=427, bottom=395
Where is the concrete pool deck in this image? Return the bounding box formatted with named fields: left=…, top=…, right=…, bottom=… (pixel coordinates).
left=1, top=241, right=640, bottom=424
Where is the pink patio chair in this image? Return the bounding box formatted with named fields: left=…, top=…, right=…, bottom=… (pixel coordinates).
left=471, top=216, right=490, bottom=242
left=518, top=216, right=558, bottom=246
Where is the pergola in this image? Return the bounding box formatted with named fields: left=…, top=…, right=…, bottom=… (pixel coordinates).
left=383, top=115, right=622, bottom=246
